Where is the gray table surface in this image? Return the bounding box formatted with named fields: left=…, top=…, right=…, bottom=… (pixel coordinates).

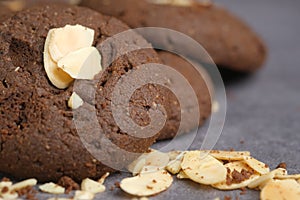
left=3, top=0, right=300, bottom=199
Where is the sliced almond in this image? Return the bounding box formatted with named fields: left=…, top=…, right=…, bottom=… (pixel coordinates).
left=73, top=190, right=94, bottom=200
left=148, top=0, right=194, bottom=6
left=201, top=150, right=250, bottom=161
left=212, top=161, right=259, bottom=190
left=177, top=170, right=189, bottom=179
left=68, top=92, right=84, bottom=109
left=1, top=191, right=18, bottom=200
left=57, top=47, right=102, bottom=80
left=120, top=170, right=173, bottom=197
left=10, top=178, right=37, bottom=192
left=166, top=159, right=182, bottom=175
left=44, top=30, right=73, bottom=89
left=167, top=151, right=183, bottom=160
left=261, top=179, right=300, bottom=200
left=0, top=181, right=13, bottom=189
left=275, top=174, right=300, bottom=180
left=273, top=168, right=288, bottom=177
left=49, top=24, right=94, bottom=62
left=181, top=151, right=227, bottom=185
left=39, top=182, right=65, bottom=194
left=140, top=165, right=165, bottom=174
left=98, top=172, right=110, bottom=185
left=81, top=178, right=105, bottom=194
left=144, top=151, right=169, bottom=168
left=248, top=171, right=275, bottom=189
left=243, top=156, right=270, bottom=175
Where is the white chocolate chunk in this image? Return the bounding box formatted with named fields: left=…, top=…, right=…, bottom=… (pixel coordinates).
left=39, top=182, right=65, bottom=194
left=57, top=47, right=102, bottom=79
left=261, top=179, right=300, bottom=200
left=212, top=161, right=259, bottom=190
left=49, top=24, right=94, bottom=62
left=243, top=156, right=270, bottom=175
left=44, top=30, right=74, bottom=89
left=81, top=178, right=105, bottom=194
left=10, top=178, right=37, bottom=191
left=201, top=150, right=250, bottom=161
left=68, top=92, right=84, bottom=109
left=120, top=170, right=173, bottom=197
left=181, top=151, right=227, bottom=185
left=73, top=190, right=94, bottom=200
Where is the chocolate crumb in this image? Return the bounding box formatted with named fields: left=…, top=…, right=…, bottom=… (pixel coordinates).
left=276, top=162, right=287, bottom=169
left=114, top=181, right=120, bottom=188
left=16, top=186, right=37, bottom=200
left=57, top=176, right=80, bottom=194
left=109, top=186, right=114, bottom=191
left=240, top=187, right=247, bottom=195
left=224, top=195, right=232, bottom=200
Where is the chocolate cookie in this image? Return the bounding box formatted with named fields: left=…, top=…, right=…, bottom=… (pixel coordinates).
left=156, top=51, right=212, bottom=139
left=80, top=0, right=267, bottom=72
left=0, top=4, right=193, bottom=182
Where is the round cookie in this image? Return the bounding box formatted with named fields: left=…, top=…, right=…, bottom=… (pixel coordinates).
left=80, top=0, right=267, bottom=72
left=0, top=4, right=186, bottom=182
left=156, top=51, right=212, bottom=140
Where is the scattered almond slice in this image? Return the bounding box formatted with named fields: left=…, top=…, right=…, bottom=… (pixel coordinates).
left=10, top=178, right=37, bottom=192
left=181, top=151, right=227, bottom=185
left=49, top=24, right=94, bottom=62
left=144, top=151, right=169, bottom=168
left=81, top=178, right=105, bottom=194
left=177, top=170, right=189, bottom=179
left=148, top=0, right=194, bottom=6
left=201, top=150, right=250, bottom=161
left=248, top=171, right=275, bottom=189
left=68, top=92, right=84, bottom=109
left=39, top=182, right=65, bottom=194
left=0, top=181, right=12, bottom=189
left=120, top=170, right=173, bottom=197
left=73, top=190, right=94, bottom=200
left=166, top=159, right=182, bottom=175
left=274, top=174, right=300, bottom=180
left=212, top=161, right=259, bottom=190
left=167, top=151, right=183, bottom=160
left=261, top=179, right=300, bottom=200
left=243, top=156, right=270, bottom=175
left=1, top=191, right=18, bottom=200
left=273, top=168, right=288, bottom=177
left=57, top=47, right=102, bottom=80
left=140, top=165, right=165, bottom=174
left=98, top=172, right=110, bottom=185
left=44, top=30, right=74, bottom=89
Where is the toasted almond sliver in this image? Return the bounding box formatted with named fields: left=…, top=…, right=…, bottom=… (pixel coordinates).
left=120, top=170, right=173, bottom=197
left=73, top=190, right=95, bottom=200
left=248, top=171, right=275, bottom=189
left=98, top=172, right=110, bottom=185
left=0, top=181, right=13, bottom=189
left=127, top=150, right=155, bottom=174
left=44, top=30, right=74, bottom=89
left=39, top=182, right=65, bottom=194
left=261, top=179, right=300, bottom=200
left=201, top=150, right=250, bottom=161
left=212, top=161, right=260, bottom=190
left=49, top=24, right=94, bottom=62
left=166, top=159, right=182, bottom=175
left=140, top=165, right=165, bottom=174
left=181, top=151, right=227, bottom=185
left=57, top=47, right=102, bottom=80
left=10, top=178, right=37, bottom=192
left=243, top=156, right=270, bottom=175
left=167, top=151, right=183, bottom=160
left=275, top=174, right=300, bottom=180
left=273, top=168, right=288, bottom=176
left=81, top=178, right=105, bottom=194
left=144, top=151, right=169, bottom=168
left=177, top=170, right=189, bottom=179
left=1, top=191, right=18, bottom=200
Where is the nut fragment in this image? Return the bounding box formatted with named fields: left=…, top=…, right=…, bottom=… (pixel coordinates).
left=275, top=174, right=300, bottom=180
left=120, top=170, right=173, bottom=197
left=181, top=151, right=227, bottom=185
left=201, top=150, right=250, bottom=161
left=176, top=170, right=189, bottom=179
left=248, top=171, right=275, bottom=189
left=44, top=30, right=73, bottom=89
left=148, top=0, right=194, bottom=6
left=261, top=179, right=300, bottom=200
left=39, top=182, right=65, bottom=194
left=57, top=47, right=102, bottom=79
left=81, top=178, right=105, bottom=194
left=68, top=92, right=84, bottom=109
left=273, top=168, right=288, bottom=177
left=243, top=156, right=270, bottom=175
left=73, top=190, right=94, bottom=200
left=166, top=159, right=182, bottom=174
left=98, top=172, right=110, bottom=185
left=10, top=178, right=37, bottom=192
left=144, top=151, right=169, bottom=168
left=1, top=191, right=18, bottom=200
left=0, top=181, right=12, bottom=189
left=212, top=161, right=259, bottom=190
left=49, top=24, right=94, bottom=62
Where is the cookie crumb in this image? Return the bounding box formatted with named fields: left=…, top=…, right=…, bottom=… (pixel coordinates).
left=276, top=162, right=287, bottom=169
left=57, top=176, right=80, bottom=194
